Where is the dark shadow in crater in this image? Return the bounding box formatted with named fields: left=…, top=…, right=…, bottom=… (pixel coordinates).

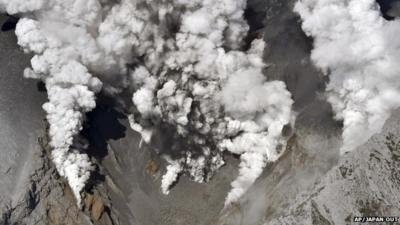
left=36, top=81, right=47, bottom=92
left=244, top=5, right=266, bottom=33
left=242, top=0, right=268, bottom=50
left=376, top=0, right=400, bottom=20
left=1, top=15, right=18, bottom=32
left=82, top=95, right=127, bottom=161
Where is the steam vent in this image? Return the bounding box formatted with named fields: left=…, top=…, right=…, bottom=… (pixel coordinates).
left=1, top=0, right=400, bottom=225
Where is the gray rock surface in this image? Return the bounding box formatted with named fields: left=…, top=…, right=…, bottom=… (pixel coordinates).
left=1, top=131, right=118, bottom=225
left=267, top=110, right=400, bottom=225
left=0, top=13, right=46, bottom=214
left=1, top=138, right=90, bottom=225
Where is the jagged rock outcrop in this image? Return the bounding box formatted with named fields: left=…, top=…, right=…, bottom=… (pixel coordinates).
left=1, top=128, right=119, bottom=225
left=267, top=110, right=400, bottom=225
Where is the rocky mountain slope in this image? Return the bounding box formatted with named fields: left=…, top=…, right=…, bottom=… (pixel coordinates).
left=267, top=110, right=400, bottom=225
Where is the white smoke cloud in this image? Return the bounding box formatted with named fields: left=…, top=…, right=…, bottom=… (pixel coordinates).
left=161, top=158, right=183, bottom=195
left=5, top=0, right=106, bottom=205
left=3, top=0, right=295, bottom=206
left=121, top=0, right=294, bottom=205
left=0, top=0, right=44, bottom=14
left=295, top=0, right=400, bottom=154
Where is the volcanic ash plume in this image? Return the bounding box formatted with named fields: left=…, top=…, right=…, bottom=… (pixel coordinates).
left=295, top=0, right=400, bottom=154
left=123, top=0, right=294, bottom=206
left=2, top=0, right=294, bottom=206
left=4, top=0, right=108, bottom=205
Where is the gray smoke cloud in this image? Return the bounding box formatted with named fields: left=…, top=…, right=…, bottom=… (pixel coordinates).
left=1, top=0, right=295, bottom=206
left=295, top=0, right=400, bottom=154
left=121, top=0, right=294, bottom=206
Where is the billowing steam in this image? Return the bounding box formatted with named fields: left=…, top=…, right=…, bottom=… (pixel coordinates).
left=1, top=0, right=294, bottom=206
left=295, top=0, right=400, bottom=154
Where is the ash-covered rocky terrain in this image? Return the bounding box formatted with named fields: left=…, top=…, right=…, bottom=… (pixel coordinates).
left=267, top=110, right=400, bottom=225
left=1, top=0, right=400, bottom=225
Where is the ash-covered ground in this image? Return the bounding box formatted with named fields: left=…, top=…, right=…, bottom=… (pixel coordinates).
left=1, top=0, right=400, bottom=225
left=0, top=13, right=47, bottom=210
